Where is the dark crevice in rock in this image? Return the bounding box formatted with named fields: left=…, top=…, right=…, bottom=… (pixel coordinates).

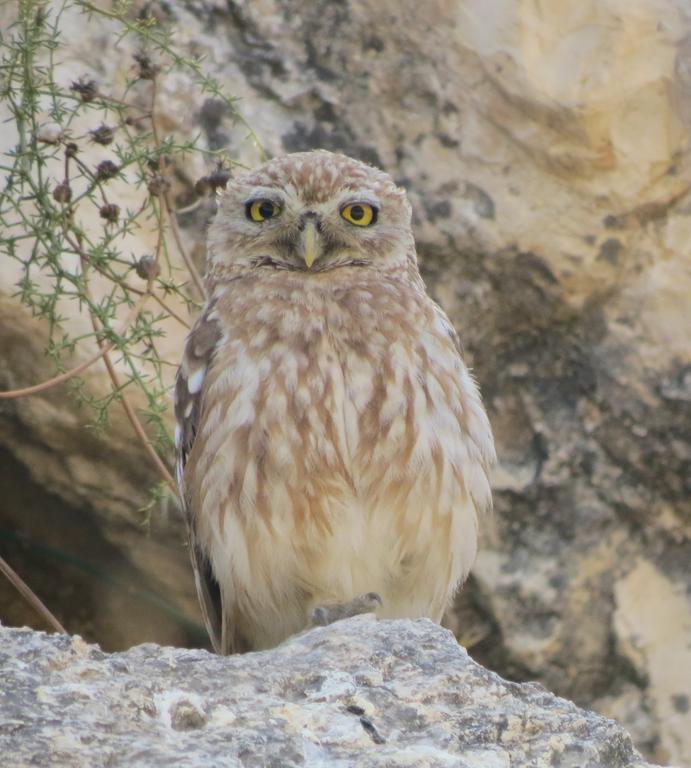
left=0, top=447, right=207, bottom=652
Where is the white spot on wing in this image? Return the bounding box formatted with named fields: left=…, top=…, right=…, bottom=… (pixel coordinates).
left=188, top=367, right=206, bottom=394
left=174, top=423, right=182, bottom=448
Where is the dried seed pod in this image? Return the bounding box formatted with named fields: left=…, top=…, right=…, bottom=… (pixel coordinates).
left=95, top=160, right=119, bottom=180
left=207, top=169, right=231, bottom=190
left=90, top=125, right=115, bottom=145
left=37, top=123, right=63, bottom=145
left=99, top=203, right=120, bottom=223
left=65, top=142, right=79, bottom=158
left=135, top=254, right=161, bottom=281
left=194, top=176, right=210, bottom=196
left=53, top=181, right=72, bottom=204
left=133, top=52, right=159, bottom=80
left=148, top=174, right=171, bottom=197
left=70, top=77, right=98, bottom=103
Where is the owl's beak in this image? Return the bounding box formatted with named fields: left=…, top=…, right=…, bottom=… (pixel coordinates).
left=300, top=218, right=320, bottom=269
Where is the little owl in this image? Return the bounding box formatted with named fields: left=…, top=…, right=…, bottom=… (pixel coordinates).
left=175, top=150, right=495, bottom=654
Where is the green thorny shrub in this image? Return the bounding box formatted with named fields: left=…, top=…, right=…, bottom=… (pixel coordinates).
left=0, top=0, right=264, bottom=507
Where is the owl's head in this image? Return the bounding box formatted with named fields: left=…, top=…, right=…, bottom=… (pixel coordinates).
left=207, top=150, right=414, bottom=275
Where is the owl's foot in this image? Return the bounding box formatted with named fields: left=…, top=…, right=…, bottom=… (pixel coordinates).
left=310, top=592, right=383, bottom=627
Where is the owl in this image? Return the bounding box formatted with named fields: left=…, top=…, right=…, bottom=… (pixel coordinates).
left=175, top=150, right=495, bottom=654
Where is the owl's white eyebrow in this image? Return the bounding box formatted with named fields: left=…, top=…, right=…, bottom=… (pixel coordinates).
left=243, top=188, right=284, bottom=203
left=339, top=193, right=381, bottom=208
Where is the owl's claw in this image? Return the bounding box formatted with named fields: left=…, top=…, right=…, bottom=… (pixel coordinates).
left=310, top=592, right=383, bottom=627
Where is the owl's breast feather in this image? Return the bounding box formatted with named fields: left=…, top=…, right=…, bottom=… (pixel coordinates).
left=183, top=272, right=494, bottom=647
left=195, top=274, right=493, bottom=514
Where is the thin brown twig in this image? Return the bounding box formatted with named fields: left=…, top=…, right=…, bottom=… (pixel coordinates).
left=0, top=344, right=113, bottom=399
left=147, top=73, right=205, bottom=300
left=95, top=333, right=177, bottom=493
left=75, top=76, right=178, bottom=494
left=0, top=40, right=200, bottom=638
left=70, top=210, right=177, bottom=493
left=149, top=76, right=161, bottom=146
left=150, top=291, right=191, bottom=329
left=62, top=224, right=186, bottom=324
left=64, top=209, right=189, bottom=330
left=64, top=206, right=190, bottom=322
left=163, top=193, right=205, bottom=298
left=173, top=198, right=203, bottom=216
left=21, top=70, right=182, bottom=499
left=0, top=554, right=67, bottom=634
left=0, top=292, right=150, bottom=400
left=71, top=154, right=110, bottom=206
left=84, top=288, right=177, bottom=493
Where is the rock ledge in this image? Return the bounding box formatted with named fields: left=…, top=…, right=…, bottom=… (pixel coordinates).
left=0, top=616, right=663, bottom=767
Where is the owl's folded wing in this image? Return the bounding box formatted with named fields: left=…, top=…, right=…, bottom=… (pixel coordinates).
left=174, top=308, right=224, bottom=652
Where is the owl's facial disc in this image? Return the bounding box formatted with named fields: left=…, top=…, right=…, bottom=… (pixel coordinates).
left=236, top=182, right=389, bottom=272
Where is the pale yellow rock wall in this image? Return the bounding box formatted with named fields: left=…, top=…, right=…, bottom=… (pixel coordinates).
left=1, top=1, right=689, bottom=764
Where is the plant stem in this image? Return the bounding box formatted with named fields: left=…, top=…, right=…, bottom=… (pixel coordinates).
left=0, top=292, right=150, bottom=400
left=0, top=555, right=67, bottom=635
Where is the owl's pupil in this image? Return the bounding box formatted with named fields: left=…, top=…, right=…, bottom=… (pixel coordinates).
left=259, top=201, right=275, bottom=219
left=350, top=205, right=364, bottom=220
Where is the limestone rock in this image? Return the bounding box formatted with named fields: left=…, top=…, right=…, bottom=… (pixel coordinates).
left=0, top=616, right=664, bottom=768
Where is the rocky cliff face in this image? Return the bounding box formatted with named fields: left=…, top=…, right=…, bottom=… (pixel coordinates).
left=0, top=1, right=689, bottom=766
left=0, top=616, right=664, bottom=768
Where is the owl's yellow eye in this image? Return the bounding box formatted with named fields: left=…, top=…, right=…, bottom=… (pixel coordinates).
left=340, top=202, right=377, bottom=227
left=247, top=199, right=281, bottom=222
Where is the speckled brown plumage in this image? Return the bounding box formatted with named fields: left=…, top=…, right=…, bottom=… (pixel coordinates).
left=175, top=150, right=495, bottom=654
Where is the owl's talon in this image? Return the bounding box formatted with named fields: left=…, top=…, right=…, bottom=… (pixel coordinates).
left=311, top=606, right=331, bottom=626
left=310, top=592, right=383, bottom=627
left=363, top=592, right=383, bottom=606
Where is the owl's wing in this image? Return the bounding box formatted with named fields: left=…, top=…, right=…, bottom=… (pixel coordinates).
left=431, top=300, right=464, bottom=356
left=174, top=309, right=224, bottom=653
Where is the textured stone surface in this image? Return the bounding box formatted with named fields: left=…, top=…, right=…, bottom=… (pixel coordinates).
left=0, top=617, right=663, bottom=768
left=1, top=0, right=690, bottom=765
